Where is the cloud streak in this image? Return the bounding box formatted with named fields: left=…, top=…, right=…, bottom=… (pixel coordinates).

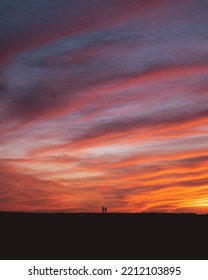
left=0, top=0, right=208, bottom=213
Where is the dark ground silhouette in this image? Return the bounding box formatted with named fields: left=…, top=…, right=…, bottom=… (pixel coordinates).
left=0, top=212, right=207, bottom=259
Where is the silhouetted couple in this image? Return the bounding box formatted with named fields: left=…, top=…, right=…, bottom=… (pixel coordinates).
left=102, top=206, right=107, bottom=213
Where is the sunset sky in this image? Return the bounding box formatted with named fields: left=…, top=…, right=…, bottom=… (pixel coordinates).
left=0, top=0, right=208, bottom=213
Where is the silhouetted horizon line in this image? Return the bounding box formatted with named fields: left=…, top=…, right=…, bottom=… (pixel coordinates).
left=0, top=210, right=207, bottom=216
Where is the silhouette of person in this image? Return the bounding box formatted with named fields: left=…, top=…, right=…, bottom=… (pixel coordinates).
left=105, top=206, right=107, bottom=213
left=102, top=206, right=104, bottom=213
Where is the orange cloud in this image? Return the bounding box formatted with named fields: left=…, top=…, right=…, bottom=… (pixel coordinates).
left=1, top=0, right=208, bottom=213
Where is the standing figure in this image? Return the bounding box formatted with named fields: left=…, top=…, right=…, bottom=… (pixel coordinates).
left=105, top=206, right=107, bottom=213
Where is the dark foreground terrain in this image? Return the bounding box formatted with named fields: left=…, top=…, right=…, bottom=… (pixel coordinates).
left=0, top=212, right=207, bottom=259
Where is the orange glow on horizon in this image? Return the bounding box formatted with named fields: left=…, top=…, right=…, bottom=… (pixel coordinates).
left=0, top=0, right=208, bottom=214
